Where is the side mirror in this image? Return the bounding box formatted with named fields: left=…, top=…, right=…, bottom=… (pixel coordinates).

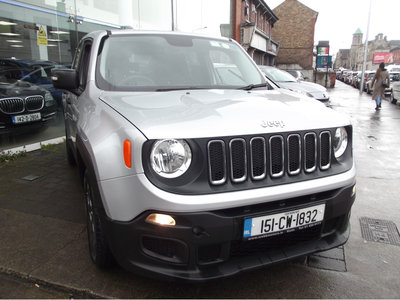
left=51, top=69, right=79, bottom=91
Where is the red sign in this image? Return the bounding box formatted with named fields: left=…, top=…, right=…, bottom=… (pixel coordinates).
left=373, top=53, right=394, bottom=64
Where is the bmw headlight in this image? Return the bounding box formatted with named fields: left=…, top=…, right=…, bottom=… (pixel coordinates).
left=333, top=127, right=348, bottom=158
left=44, top=91, right=56, bottom=107
left=45, top=91, right=54, bottom=101
left=150, top=139, right=192, bottom=178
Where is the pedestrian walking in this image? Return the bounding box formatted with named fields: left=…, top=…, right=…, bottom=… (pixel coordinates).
left=371, top=62, right=390, bottom=110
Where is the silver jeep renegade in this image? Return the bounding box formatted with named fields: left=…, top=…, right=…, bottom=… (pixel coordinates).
left=52, top=30, right=356, bottom=282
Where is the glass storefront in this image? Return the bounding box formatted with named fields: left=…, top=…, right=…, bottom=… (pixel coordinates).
left=0, top=0, right=231, bottom=152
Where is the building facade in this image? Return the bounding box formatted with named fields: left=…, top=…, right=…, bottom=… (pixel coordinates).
left=232, top=0, right=280, bottom=66
left=334, top=49, right=350, bottom=69
left=271, top=0, right=318, bottom=79
left=335, top=30, right=400, bottom=71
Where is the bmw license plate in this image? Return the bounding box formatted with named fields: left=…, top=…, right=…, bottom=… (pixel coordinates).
left=12, top=113, right=41, bottom=124
left=243, top=204, right=325, bottom=240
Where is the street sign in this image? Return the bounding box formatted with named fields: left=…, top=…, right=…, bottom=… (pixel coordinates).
left=37, top=25, right=48, bottom=46
left=317, top=56, right=332, bottom=68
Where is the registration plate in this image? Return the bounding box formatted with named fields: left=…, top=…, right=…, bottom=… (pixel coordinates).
left=12, top=113, right=41, bottom=124
left=243, top=204, right=325, bottom=240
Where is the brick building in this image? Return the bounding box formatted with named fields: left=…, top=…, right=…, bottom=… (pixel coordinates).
left=271, top=0, right=318, bottom=78
left=232, top=0, right=280, bottom=65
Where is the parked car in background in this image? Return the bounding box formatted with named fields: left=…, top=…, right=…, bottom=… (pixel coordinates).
left=351, top=71, right=361, bottom=88
left=258, top=65, right=330, bottom=106
left=353, top=72, right=361, bottom=89
left=386, top=65, right=400, bottom=73
left=339, top=70, right=348, bottom=83
left=390, top=72, right=400, bottom=104
left=285, top=70, right=307, bottom=81
left=348, top=72, right=355, bottom=86
left=0, top=58, right=68, bottom=105
left=365, top=71, right=376, bottom=94
left=0, top=70, right=59, bottom=135
left=338, top=70, right=346, bottom=81
left=344, top=71, right=353, bottom=84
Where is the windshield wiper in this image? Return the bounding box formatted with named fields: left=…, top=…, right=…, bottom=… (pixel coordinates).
left=237, top=82, right=268, bottom=90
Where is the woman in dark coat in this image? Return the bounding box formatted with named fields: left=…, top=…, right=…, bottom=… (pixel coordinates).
left=371, top=62, right=390, bottom=110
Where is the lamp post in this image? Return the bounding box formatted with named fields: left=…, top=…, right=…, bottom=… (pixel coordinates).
left=171, top=0, right=174, bottom=31
left=360, top=0, right=372, bottom=94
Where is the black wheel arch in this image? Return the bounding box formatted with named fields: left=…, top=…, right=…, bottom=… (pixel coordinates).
left=76, top=134, right=105, bottom=211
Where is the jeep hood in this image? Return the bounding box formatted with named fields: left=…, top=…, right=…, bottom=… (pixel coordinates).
left=99, top=89, right=350, bottom=139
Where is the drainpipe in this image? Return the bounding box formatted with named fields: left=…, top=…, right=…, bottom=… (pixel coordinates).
left=171, top=0, right=175, bottom=31
left=249, top=3, right=261, bottom=59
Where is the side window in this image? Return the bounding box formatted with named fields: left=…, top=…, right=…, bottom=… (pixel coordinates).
left=72, top=40, right=92, bottom=91
left=79, top=43, right=92, bottom=89
left=245, top=0, right=250, bottom=22
left=71, top=43, right=83, bottom=71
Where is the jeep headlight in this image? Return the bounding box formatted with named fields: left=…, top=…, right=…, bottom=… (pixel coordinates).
left=150, top=139, right=192, bottom=178
left=333, top=127, right=348, bottom=158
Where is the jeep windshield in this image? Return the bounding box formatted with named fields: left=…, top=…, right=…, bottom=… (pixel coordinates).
left=96, top=34, right=267, bottom=91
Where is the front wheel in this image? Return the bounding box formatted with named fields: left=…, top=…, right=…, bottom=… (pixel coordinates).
left=84, top=170, right=113, bottom=268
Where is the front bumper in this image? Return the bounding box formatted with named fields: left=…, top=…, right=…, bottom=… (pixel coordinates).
left=101, top=183, right=355, bottom=282
left=0, top=110, right=59, bottom=135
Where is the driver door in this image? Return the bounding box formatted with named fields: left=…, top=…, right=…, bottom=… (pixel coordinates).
left=64, top=39, right=92, bottom=153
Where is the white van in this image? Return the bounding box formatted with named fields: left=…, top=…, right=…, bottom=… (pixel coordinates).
left=386, top=65, right=400, bottom=72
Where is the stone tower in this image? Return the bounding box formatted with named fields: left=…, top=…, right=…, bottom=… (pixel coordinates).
left=350, top=28, right=363, bottom=70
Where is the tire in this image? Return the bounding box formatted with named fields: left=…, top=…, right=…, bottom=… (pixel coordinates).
left=391, top=90, right=397, bottom=104
left=84, top=170, right=113, bottom=268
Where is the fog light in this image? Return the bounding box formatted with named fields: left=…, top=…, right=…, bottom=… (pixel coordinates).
left=352, top=185, right=356, bottom=196
left=146, top=213, right=176, bottom=226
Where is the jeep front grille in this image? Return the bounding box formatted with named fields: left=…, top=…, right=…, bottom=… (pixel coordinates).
left=208, top=131, right=332, bottom=185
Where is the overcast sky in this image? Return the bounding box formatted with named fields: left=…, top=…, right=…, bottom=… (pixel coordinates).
left=266, top=0, right=399, bottom=56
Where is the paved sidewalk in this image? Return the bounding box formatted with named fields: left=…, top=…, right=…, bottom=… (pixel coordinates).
left=0, top=143, right=99, bottom=298
left=1, top=81, right=400, bottom=298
